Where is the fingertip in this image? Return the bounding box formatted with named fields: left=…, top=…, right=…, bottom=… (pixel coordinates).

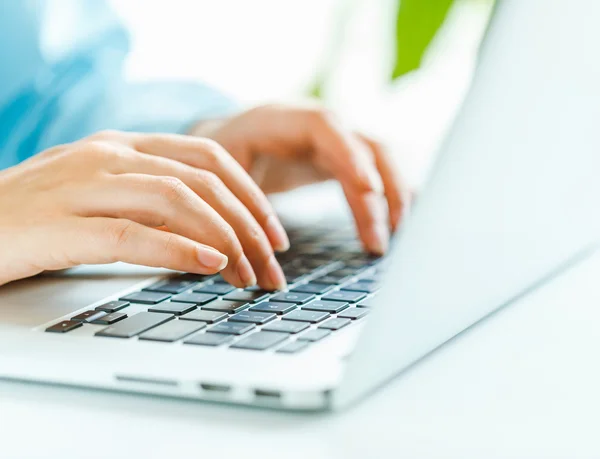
left=236, top=255, right=257, bottom=287
left=265, top=215, right=290, bottom=252
left=389, top=206, right=403, bottom=233
left=391, top=191, right=414, bottom=232
left=265, top=255, right=287, bottom=291
left=364, top=222, right=390, bottom=256
left=196, top=245, right=228, bottom=272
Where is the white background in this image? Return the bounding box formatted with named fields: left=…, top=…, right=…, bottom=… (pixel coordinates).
left=109, top=0, right=492, bottom=186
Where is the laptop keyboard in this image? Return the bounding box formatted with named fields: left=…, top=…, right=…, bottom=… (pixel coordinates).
left=44, top=227, right=386, bottom=353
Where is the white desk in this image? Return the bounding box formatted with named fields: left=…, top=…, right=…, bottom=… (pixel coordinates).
left=2, top=234, right=600, bottom=458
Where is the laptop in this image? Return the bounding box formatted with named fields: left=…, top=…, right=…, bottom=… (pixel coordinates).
left=1, top=0, right=599, bottom=411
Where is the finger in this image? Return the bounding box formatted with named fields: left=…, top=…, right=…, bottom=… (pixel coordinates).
left=71, top=172, right=256, bottom=288
left=307, top=120, right=391, bottom=251
left=128, top=133, right=290, bottom=252
left=111, top=159, right=286, bottom=290
left=309, top=111, right=384, bottom=194
left=53, top=217, right=228, bottom=274
left=185, top=171, right=287, bottom=291
left=358, top=134, right=409, bottom=232
left=341, top=184, right=390, bottom=256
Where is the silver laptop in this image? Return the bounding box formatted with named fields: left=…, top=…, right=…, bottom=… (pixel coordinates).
left=1, top=0, right=599, bottom=411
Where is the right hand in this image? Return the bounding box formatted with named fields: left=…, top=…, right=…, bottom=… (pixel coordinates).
left=0, top=130, right=290, bottom=289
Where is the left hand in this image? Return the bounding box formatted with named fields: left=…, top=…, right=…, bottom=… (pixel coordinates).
left=191, top=103, right=410, bottom=255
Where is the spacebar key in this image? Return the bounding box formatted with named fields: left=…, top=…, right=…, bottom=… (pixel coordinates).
left=95, top=312, right=173, bottom=338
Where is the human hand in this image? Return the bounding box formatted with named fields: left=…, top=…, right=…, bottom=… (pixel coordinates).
left=191, top=103, right=409, bottom=255
left=0, top=131, right=289, bottom=289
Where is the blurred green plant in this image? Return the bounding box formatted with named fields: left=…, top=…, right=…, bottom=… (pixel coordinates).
left=391, top=0, right=455, bottom=79
left=309, top=0, right=458, bottom=97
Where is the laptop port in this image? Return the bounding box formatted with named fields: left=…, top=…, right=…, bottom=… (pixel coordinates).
left=199, top=382, right=231, bottom=393
left=254, top=389, right=282, bottom=399
left=115, top=375, right=178, bottom=387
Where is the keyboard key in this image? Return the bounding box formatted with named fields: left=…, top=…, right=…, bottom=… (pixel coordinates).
left=357, top=301, right=373, bottom=308
left=356, top=274, right=381, bottom=283
left=231, top=331, right=289, bottom=350
left=223, top=290, right=270, bottom=303
left=343, top=258, right=376, bottom=270
left=208, top=321, right=255, bottom=335
left=71, top=310, right=107, bottom=323
left=298, top=329, right=331, bottom=342
left=249, top=302, right=296, bottom=315
left=95, top=312, right=173, bottom=338
left=174, top=273, right=214, bottom=283
left=193, top=283, right=236, bottom=295
left=91, top=312, right=128, bottom=325
left=202, top=299, right=249, bottom=314
left=120, top=291, right=171, bottom=305
left=298, top=258, right=332, bottom=269
left=180, top=309, right=228, bottom=323
left=285, top=266, right=314, bottom=276
left=276, top=340, right=310, bottom=354
left=270, top=292, right=315, bottom=304
left=285, top=273, right=307, bottom=284
left=148, top=302, right=196, bottom=315
left=322, top=290, right=366, bottom=303
left=338, top=308, right=370, bottom=320
left=341, top=281, right=380, bottom=293
left=283, top=310, right=329, bottom=323
left=144, top=280, right=197, bottom=294
left=328, top=268, right=357, bottom=278
left=172, top=292, right=217, bottom=305
left=244, top=285, right=263, bottom=292
left=208, top=274, right=226, bottom=283
left=46, top=320, right=82, bottom=333
left=290, top=282, right=334, bottom=295
left=184, top=332, right=233, bottom=347
left=313, top=275, right=345, bottom=285
left=302, top=300, right=349, bottom=314
left=139, top=320, right=206, bottom=342
left=262, top=320, right=309, bottom=334
left=318, top=318, right=351, bottom=330
left=95, top=301, right=129, bottom=312
left=229, top=311, right=276, bottom=325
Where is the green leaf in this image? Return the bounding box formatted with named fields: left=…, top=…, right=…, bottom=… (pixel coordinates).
left=308, top=76, right=324, bottom=99
left=391, top=0, right=455, bottom=80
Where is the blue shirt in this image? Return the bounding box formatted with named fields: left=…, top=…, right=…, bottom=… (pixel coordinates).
left=0, top=0, right=236, bottom=170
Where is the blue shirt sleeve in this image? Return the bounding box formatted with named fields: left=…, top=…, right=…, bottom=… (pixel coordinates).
left=0, top=1, right=237, bottom=170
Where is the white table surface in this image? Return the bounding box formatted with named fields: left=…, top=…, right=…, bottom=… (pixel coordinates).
left=1, top=222, right=600, bottom=459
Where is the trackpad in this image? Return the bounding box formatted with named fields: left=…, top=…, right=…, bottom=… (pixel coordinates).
left=0, top=264, right=171, bottom=327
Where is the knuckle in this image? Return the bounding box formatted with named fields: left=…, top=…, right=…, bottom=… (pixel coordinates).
left=199, top=139, right=228, bottom=165
left=307, top=106, right=335, bottom=126
left=368, top=138, right=385, bottom=154
left=37, top=144, right=69, bottom=160
left=246, top=223, right=265, bottom=247
left=140, top=132, right=169, bottom=145
left=161, top=233, right=180, bottom=260
left=219, top=222, right=241, bottom=253
left=159, top=176, right=188, bottom=203
left=81, top=140, right=118, bottom=159
left=108, top=220, right=136, bottom=250
left=87, top=129, right=122, bottom=142
left=196, top=169, right=223, bottom=189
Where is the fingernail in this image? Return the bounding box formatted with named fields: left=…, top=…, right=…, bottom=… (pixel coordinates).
left=265, top=215, right=290, bottom=252
left=267, top=255, right=287, bottom=290
left=196, top=246, right=228, bottom=271
left=367, top=223, right=389, bottom=255
left=236, top=255, right=257, bottom=287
